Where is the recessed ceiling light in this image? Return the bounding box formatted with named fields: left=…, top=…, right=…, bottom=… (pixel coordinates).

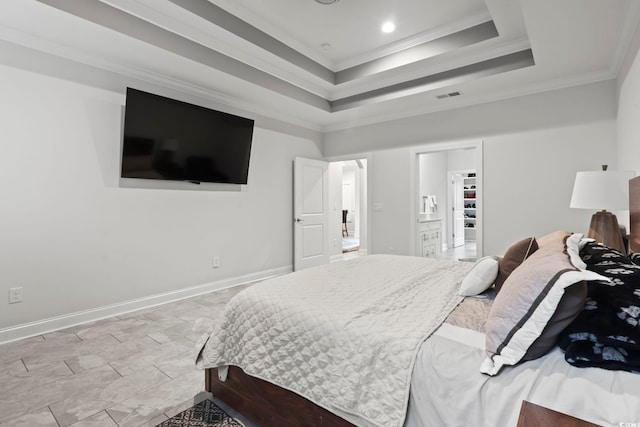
left=314, top=0, right=339, bottom=4
left=382, top=21, right=395, bottom=33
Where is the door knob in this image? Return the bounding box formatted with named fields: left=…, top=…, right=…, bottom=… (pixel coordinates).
left=295, top=218, right=304, bottom=223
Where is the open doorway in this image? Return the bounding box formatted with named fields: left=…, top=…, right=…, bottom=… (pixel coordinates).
left=448, top=169, right=477, bottom=261
left=329, top=159, right=368, bottom=261
left=415, top=143, right=482, bottom=261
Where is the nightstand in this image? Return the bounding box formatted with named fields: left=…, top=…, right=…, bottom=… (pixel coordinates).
left=517, top=401, right=601, bottom=427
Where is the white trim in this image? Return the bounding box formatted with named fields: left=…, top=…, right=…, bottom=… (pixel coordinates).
left=330, top=254, right=345, bottom=263
left=611, top=0, right=640, bottom=80
left=0, top=265, right=292, bottom=345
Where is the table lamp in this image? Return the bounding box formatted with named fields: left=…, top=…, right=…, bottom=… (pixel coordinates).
left=570, top=165, right=635, bottom=253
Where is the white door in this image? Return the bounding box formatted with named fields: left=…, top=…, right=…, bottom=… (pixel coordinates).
left=293, top=157, right=329, bottom=271
left=452, top=173, right=465, bottom=247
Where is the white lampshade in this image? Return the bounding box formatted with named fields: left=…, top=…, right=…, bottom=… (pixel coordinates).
left=570, top=170, right=636, bottom=211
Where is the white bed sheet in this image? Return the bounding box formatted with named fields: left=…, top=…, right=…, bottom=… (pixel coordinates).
left=197, top=254, right=473, bottom=427
left=406, top=323, right=640, bottom=427
left=197, top=254, right=640, bottom=427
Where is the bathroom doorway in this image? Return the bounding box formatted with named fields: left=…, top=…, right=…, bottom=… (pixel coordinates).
left=414, top=142, right=482, bottom=261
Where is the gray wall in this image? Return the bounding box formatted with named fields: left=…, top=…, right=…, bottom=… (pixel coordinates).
left=419, top=151, right=447, bottom=217
left=325, top=81, right=618, bottom=257
left=2, top=42, right=635, bottom=341
left=618, top=28, right=640, bottom=176
left=0, top=63, right=323, bottom=337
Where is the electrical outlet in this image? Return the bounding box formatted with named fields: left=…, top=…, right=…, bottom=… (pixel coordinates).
left=9, top=287, right=23, bottom=304
left=212, top=256, right=220, bottom=268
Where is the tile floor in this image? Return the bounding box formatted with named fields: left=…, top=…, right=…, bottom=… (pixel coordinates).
left=0, top=285, right=250, bottom=427
left=438, top=242, right=477, bottom=262
left=0, top=248, right=475, bottom=427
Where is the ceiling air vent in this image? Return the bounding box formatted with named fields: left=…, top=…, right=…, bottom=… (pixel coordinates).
left=436, top=91, right=462, bottom=99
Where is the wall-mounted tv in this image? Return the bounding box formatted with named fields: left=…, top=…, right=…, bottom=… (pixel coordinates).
left=121, top=88, right=254, bottom=185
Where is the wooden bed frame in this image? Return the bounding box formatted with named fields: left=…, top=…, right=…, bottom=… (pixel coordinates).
left=205, top=366, right=355, bottom=426
left=205, top=176, right=640, bottom=426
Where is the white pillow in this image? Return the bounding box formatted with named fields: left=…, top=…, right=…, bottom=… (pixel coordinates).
left=566, top=232, right=587, bottom=270
left=459, top=256, right=500, bottom=296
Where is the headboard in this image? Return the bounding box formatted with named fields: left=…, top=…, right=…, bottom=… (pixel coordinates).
left=630, top=176, right=640, bottom=253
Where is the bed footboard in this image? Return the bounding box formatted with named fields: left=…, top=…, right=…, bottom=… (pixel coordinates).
left=205, top=367, right=355, bottom=427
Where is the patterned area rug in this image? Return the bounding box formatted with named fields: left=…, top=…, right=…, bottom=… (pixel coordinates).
left=157, top=399, right=244, bottom=427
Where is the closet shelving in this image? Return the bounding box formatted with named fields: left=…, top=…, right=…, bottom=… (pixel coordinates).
left=463, top=173, right=476, bottom=241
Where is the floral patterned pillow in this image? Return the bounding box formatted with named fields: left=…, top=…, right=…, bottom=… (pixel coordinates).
left=557, top=241, right=640, bottom=372
left=581, top=240, right=630, bottom=265
left=580, top=241, right=640, bottom=287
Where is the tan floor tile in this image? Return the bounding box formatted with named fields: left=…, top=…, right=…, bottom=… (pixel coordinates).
left=146, top=323, right=193, bottom=345
left=116, top=311, right=152, bottom=321
left=106, top=370, right=204, bottom=427
left=50, top=366, right=170, bottom=427
left=173, top=304, right=224, bottom=324
left=0, top=406, right=58, bottom=427
left=0, top=359, right=27, bottom=377
left=109, top=339, right=192, bottom=377
left=0, top=336, right=45, bottom=358
left=0, top=334, right=79, bottom=365
left=42, top=330, right=82, bottom=342
left=64, top=354, right=108, bottom=375
left=74, top=317, right=152, bottom=341
left=0, top=360, right=73, bottom=398
left=143, top=414, right=168, bottom=426
left=155, top=356, right=199, bottom=380
left=0, top=285, right=242, bottom=426
left=110, top=316, right=187, bottom=343
left=68, top=410, right=117, bottom=426
left=22, top=334, right=121, bottom=368
left=0, top=365, right=120, bottom=422
left=64, top=336, right=160, bottom=374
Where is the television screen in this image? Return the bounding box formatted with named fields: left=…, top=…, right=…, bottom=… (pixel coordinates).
left=121, top=88, right=254, bottom=185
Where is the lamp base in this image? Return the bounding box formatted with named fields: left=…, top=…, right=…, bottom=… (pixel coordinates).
left=588, top=210, right=626, bottom=254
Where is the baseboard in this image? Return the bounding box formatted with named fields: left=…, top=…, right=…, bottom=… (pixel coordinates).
left=330, top=254, right=344, bottom=263
left=331, top=249, right=367, bottom=263
left=0, top=265, right=292, bottom=345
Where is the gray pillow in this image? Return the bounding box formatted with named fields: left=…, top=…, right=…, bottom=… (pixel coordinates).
left=481, top=231, right=608, bottom=376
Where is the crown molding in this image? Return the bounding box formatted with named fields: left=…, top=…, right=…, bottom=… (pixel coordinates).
left=320, top=70, right=617, bottom=133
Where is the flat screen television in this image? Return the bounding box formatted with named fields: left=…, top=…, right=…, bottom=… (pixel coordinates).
left=121, top=87, right=254, bottom=185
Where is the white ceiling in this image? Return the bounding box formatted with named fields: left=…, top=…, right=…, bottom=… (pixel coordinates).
left=209, top=0, right=493, bottom=70
left=0, top=0, right=638, bottom=132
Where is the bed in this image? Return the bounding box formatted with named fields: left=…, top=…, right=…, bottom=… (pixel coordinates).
left=195, top=177, right=640, bottom=427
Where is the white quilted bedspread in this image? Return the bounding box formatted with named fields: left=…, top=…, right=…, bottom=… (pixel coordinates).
left=195, top=255, right=472, bottom=427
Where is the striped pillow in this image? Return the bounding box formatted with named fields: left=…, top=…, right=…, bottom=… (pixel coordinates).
left=481, top=231, right=607, bottom=376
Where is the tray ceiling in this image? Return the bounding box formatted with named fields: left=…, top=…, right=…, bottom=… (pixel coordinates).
left=0, top=0, right=638, bottom=131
